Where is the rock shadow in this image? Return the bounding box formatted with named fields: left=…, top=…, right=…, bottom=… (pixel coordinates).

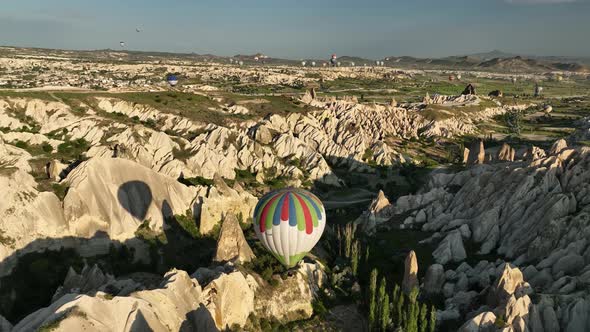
left=180, top=304, right=219, bottom=332
left=0, top=181, right=220, bottom=325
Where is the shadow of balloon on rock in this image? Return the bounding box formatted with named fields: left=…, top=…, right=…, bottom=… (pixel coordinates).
left=117, top=180, right=153, bottom=221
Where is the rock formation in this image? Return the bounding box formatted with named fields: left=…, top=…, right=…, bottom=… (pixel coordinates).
left=496, top=142, right=515, bottom=162
left=466, top=140, right=485, bottom=165
left=458, top=311, right=496, bottom=332
left=52, top=264, right=116, bottom=302
left=370, top=139, right=590, bottom=330
left=402, top=250, right=418, bottom=294
left=9, top=259, right=327, bottom=331
left=198, top=176, right=257, bottom=234
left=13, top=269, right=210, bottom=332
left=423, top=264, right=445, bottom=295
left=214, top=213, right=255, bottom=263
left=366, top=190, right=394, bottom=226
left=255, top=262, right=326, bottom=322
left=462, top=84, right=477, bottom=95
left=524, top=145, right=546, bottom=161
left=200, top=271, right=255, bottom=330
left=46, top=159, right=68, bottom=181
left=488, top=90, right=503, bottom=97
left=63, top=158, right=200, bottom=239
left=433, top=230, right=466, bottom=264
left=549, top=138, right=567, bottom=155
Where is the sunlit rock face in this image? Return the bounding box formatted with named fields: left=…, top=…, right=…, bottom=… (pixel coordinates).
left=214, top=213, right=255, bottom=264
left=12, top=269, right=207, bottom=332
left=10, top=261, right=327, bottom=332
left=63, top=157, right=200, bottom=239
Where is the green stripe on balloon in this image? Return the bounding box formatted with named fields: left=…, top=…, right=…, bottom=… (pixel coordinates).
left=272, top=251, right=307, bottom=268
left=255, top=191, right=281, bottom=223
left=266, top=193, right=283, bottom=231
left=288, top=252, right=308, bottom=268
left=293, top=193, right=306, bottom=231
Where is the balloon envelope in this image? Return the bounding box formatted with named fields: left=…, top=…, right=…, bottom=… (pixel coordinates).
left=253, top=188, right=326, bottom=268
left=167, top=75, right=178, bottom=86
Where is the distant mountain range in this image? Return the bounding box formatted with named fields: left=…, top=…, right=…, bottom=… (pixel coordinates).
left=1, top=46, right=588, bottom=73
left=378, top=51, right=590, bottom=73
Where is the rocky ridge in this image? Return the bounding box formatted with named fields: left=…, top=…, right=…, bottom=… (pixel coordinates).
left=364, top=139, right=590, bottom=330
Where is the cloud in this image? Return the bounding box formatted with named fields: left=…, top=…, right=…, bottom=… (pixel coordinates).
left=505, top=0, right=576, bottom=4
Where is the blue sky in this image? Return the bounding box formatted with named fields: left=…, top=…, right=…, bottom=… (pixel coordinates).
left=0, top=0, right=588, bottom=59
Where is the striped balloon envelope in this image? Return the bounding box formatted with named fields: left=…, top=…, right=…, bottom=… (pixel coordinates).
left=253, top=188, right=326, bottom=268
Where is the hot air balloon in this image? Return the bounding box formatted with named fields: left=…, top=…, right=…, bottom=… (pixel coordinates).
left=119, top=41, right=126, bottom=48
left=239, top=61, right=244, bottom=66
left=136, top=27, right=142, bottom=33
left=311, top=61, right=316, bottom=67
left=301, top=61, right=306, bottom=67
left=167, top=74, right=178, bottom=86
left=534, top=84, right=543, bottom=97
left=253, top=188, right=326, bottom=268
left=330, top=54, right=337, bottom=67
left=351, top=62, right=355, bottom=67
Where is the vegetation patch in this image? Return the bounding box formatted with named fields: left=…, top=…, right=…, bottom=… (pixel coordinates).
left=178, top=176, right=214, bottom=187
left=56, top=138, right=89, bottom=160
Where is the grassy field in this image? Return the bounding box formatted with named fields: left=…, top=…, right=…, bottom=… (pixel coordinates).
left=316, top=74, right=590, bottom=105
left=0, top=89, right=321, bottom=128
left=419, top=99, right=499, bottom=121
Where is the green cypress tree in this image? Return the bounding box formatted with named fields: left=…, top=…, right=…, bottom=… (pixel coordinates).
left=408, top=287, right=419, bottom=303
left=396, top=291, right=404, bottom=328
left=419, top=303, right=428, bottom=332
left=344, top=223, right=355, bottom=258
left=369, top=269, right=378, bottom=331
left=404, top=288, right=419, bottom=332
left=408, top=302, right=418, bottom=332
left=376, top=277, right=387, bottom=329
left=391, top=284, right=400, bottom=322
left=380, top=293, right=390, bottom=332
left=428, top=305, right=437, bottom=332
left=337, top=226, right=342, bottom=257
left=351, top=240, right=359, bottom=276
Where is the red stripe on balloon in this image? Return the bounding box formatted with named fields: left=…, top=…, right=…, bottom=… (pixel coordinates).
left=260, top=194, right=281, bottom=233
left=281, top=193, right=290, bottom=222
left=294, top=193, right=313, bottom=234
